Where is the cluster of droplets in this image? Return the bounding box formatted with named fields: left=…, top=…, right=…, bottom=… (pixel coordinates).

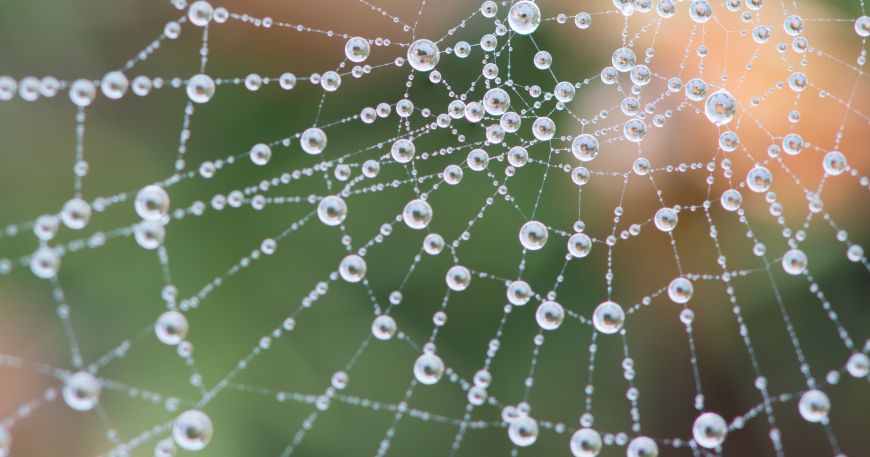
left=2, top=0, right=870, bottom=456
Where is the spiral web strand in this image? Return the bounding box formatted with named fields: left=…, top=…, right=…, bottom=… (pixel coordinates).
left=0, top=0, right=869, bottom=456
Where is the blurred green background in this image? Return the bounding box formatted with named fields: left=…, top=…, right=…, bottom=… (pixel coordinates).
left=0, top=0, right=868, bottom=456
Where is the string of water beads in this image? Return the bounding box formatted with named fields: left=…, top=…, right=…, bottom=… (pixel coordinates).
left=0, top=1, right=869, bottom=457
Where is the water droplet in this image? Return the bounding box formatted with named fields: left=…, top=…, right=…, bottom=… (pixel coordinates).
left=822, top=151, right=847, bottom=176
left=720, top=189, right=742, bottom=211
left=788, top=72, right=808, bottom=92
left=249, top=143, right=272, bottom=166
left=34, top=214, right=60, bottom=241
left=135, top=185, right=170, bottom=222
left=693, top=412, right=727, bottom=448
left=507, top=280, right=532, bottom=306
left=467, top=148, right=489, bottom=171
left=317, top=196, right=348, bottom=226
left=339, top=255, right=367, bottom=282
left=704, top=90, right=736, bottom=125
left=593, top=301, right=624, bottom=334
left=781, top=249, right=807, bottom=275
left=173, top=410, right=213, bottom=451
left=508, top=415, right=539, bottom=446
left=532, top=117, right=556, bottom=141
left=746, top=166, right=772, bottom=193
left=345, top=37, right=370, bottom=63
left=423, top=233, right=445, bottom=255
left=63, top=371, right=101, bottom=411
left=568, top=233, right=592, bottom=258
left=508, top=1, right=542, bottom=35
left=188, top=1, right=214, bottom=27
left=403, top=199, right=433, bottom=230
left=623, top=119, right=647, bottom=142
left=782, top=133, right=804, bottom=156
left=391, top=139, right=416, bottom=163
left=685, top=78, right=708, bottom=101
left=100, top=71, right=128, bottom=99
left=657, top=0, right=676, bottom=18
left=798, top=389, right=830, bottom=423
left=519, top=221, right=548, bottom=250
left=612, top=47, right=637, bottom=72
left=483, top=88, right=511, bottom=115
left=372, top=315, right=397, bottom=340
left=186, top=74, right=215, bottom=103
left=508, top=146, right=529, bottom=167
left=446, top=265, right=471, bottom=291
left=633, top=158, right=651, bottom=176
left=570, top=428, right=602, bottom=456
left=668, top=277, right=694, bottom=304
left=536, top=301, right=564, bottom=330
left=320, top=71, right=341, bottom=92
left=554, top=81, right=576, bottom=102
left=783, top=15, right=804, bottom=36
left=689, top=0, right=713, bottom=23
left=855, top=16, right=870, bottom=37
left=654, top=207, right=678, bottom=232
left=413, top=353, right=444, bottom=385
left=574, top=12, right=592, bottom=30
left=407, top=39, right=440, bottom=72
left=69, top=79, right=96, bottom=107
left=279, top=73, right=297, bottom=90
left=572, top=134, right=599, bottom=162
left=300, top=128, right=327, bottom=155
left=480, top=1, right=498, bottom=18
left=626, top=436, right=658, bottom=457
left=533, top=51, right=552, bottom=69
left=135, top=220, right=166, bottom=250
left=155, top=311, right=189, bottom=345
left=846, top=353, right=869, bottom=378
left=718, top=131, right=739, bottom=152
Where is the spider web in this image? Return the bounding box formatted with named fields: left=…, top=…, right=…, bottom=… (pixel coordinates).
left=0, top=0, right=869, bottom=456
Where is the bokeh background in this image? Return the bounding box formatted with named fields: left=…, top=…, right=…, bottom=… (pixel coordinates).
left=1, top=0, right=869, bottom=456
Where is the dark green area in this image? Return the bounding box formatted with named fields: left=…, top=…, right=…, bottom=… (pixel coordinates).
left=0, top=1, right=868, bottom=456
